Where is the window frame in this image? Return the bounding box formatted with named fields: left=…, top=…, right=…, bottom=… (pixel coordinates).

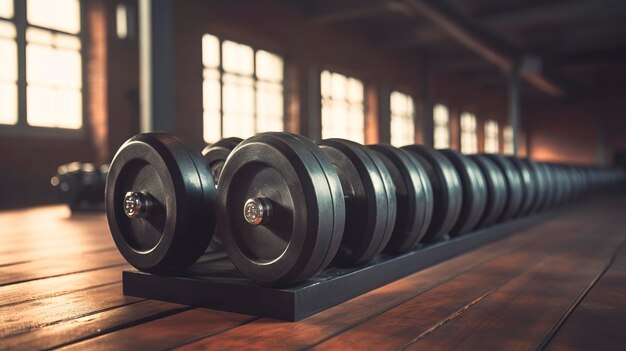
left=0, top=0, right=88, bottom=138
left=201, top=32, right=287, bottom=143
left=320, top=68, right=367, bottom=144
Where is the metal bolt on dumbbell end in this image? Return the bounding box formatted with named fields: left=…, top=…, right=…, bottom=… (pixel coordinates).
left=243, top=197, right=272, bottom=225
left=123, top=191, right=153, bottom=219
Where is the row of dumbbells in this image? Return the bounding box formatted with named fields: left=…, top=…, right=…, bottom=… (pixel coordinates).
left=105, top=132, right=626, bottom=287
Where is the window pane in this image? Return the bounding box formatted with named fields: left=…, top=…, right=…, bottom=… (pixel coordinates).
left=484, top=120, right=499, bottom=153
left=26, top=27, right=82, bottom=129
left=460, top=112, right=477, bottom=154
left=0, top=0, right=12, bottom=19
left=222, top=73, right=254, bottom=138
left=0, top=35, right=17, bottom=82
left=256, top=50, right=283, bottom=82
left=0, top=83, right=17, bottom=124
left=202, top=34, right=220, bottom=68
left=433, top=104, right=450, bottom=149
left=27, top=0, right=81, bottom=34
left=116, top=4, right=128, bottom=39
left=503, top=125, right=514, bottom=155
left=222, top=40, right=253, bottom=75
left=321, top=70, right=364, bottom=143
left=390, top=91, right=415, bottom=146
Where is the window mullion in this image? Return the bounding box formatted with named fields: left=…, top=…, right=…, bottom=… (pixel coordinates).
left=14, top=0, right=26, bottom=128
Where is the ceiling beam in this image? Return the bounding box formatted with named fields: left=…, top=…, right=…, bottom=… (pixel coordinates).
left=306, top=0, right=409, bottom=23
left=381, top=0, right=626, bottom=48
left=403, top=0, right=565, bottom=97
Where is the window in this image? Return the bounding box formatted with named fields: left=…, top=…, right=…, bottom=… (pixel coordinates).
left=0, top=19, right=17, bottom=125
left=390, top=91, right=414, bottom=146
left=321, top=70, right=364, bottom=143
left=484, top=120, right=499, bottom=153
left=503, top=125, right=514, bottom=155
left=1, top=0, right=83, bottom=130
left=460, top=112, right=477, bottom=154
left=202, top=34, right=284, bottom=143
left=433, top=104, right=450, bottom=149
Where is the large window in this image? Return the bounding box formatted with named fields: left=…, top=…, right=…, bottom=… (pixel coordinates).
left=0, top=0, right=83, bottom=130
left=460, top=112, right=477, bottom=154
left=484, top=120, right=499, bottom=153
left=503, top=125, right=514, bottom=155
left=321, top=70, right=364, bottom=143
left=202, top=34, right=284, bottom=143
left=390, top=91, right=414, bottom=146
left=433, top=104, right=450, bottom=149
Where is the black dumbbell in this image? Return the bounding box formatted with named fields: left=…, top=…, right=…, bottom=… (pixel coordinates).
left=51, top=162, right=108, bottom=212
left=439, top=150, right=487, bottom=235
left=368, top=144, right=434, bottom=253
left=318, top=139, right=397, bottom=266
left=202, top=137, right=243, bottom=184
left=401, top=145, right=462, bottom=242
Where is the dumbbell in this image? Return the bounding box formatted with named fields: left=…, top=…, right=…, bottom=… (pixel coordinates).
left=368, top=144, right=434, bottom=254
left=202, top=137, right=243, bottom=184
left=401, top=145, right=462, bottom=242
left=439, top=150, right=487, bottom=235
left=483, top=154, right=524, bottom=221
left=469, top=155, right=508, bottom=227
left=505, top=157, right=536, bottom=217
left=316, top=139, right=397, bottom=266
left=51, top=162, right=108, bottom=212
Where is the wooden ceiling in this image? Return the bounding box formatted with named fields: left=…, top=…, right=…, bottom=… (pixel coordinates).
left=301, top=0, right=626, bottom=99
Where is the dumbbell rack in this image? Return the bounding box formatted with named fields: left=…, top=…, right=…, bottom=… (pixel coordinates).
left=123, top=209, right=560, bottom=321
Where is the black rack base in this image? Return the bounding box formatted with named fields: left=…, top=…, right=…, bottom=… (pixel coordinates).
left=123, top=210, right=557, bottom=321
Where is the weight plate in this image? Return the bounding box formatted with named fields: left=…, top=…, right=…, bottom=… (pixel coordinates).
left=522, top=158, right=547, bottom=213
left=369, top=144, right=434, bottom=253
left=507, top=157, right=537, bottom=217
left=319, top=139, right=396, bottom=266
left=402, top=145, right=462, bottom=242
left=439, top=150, right=487, bottom=235
left=536, top=162, right=556, bottom=210
left=484, top=154, right=524, bottom=221
left=105, top=133, right=216, bottom=272
left=470, top=155, right=508, bottom=227
left=217, top=132, right=345, bottom=287
left=202, top=137, right=243, bottom=185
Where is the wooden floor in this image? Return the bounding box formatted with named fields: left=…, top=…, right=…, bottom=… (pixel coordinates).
left=1, top=195, right=626, bottom=351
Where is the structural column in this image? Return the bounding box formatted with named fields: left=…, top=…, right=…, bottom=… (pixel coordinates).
left=139, top=0, right=175, bottom=132
left=419, top=58, right=434, bottom=147
left=508, top=68, right=521, bottom=156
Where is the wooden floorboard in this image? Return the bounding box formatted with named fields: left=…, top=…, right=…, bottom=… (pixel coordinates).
left=546, top=234, right=626, bottom=351
left=0, top=197, right=624, bottom=350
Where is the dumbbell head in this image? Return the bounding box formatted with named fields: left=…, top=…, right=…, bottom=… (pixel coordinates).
left=217, top=132, right=345, bottom=287
left=105, top=133, right=216, bottom=272
left=439, top=150, right=487, bottom=235
left=368, top=144, right=434, bottom=254
left=319, top=139, right=397, bottom=266
left=51, top=162, right=107, bottom=210
left=202, top=137, right=243, bottom=184
left=507, top=157, right=538, bottom=217
left=483, top=154, right=524, bottom=221
left=401, top=145, right=462, bottom=242
left=469, top=155, right=508, bottom=227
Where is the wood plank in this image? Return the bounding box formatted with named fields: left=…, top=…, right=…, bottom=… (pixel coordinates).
left=0, top=266, right=123, bottom=307
left=301, top=209, right=624, bottom=350
left=547, top=241, right=626, bottom=351
left=1, top=300, right=187, bottom=350
left=171, top=216, right=567, bottom=351
left=0, top=283, right=139, bottom=338
left=0, top=250, right=126, bottom=286
left=57, top=309, right=256, bottom=351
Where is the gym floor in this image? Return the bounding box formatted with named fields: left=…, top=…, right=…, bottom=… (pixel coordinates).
left=1, top=194, right=625, bottom=350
